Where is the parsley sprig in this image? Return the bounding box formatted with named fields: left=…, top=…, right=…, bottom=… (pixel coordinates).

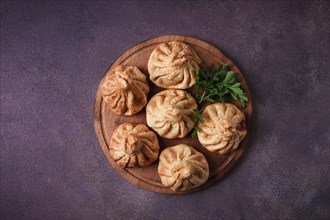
left=194, top=64, right=248, bottom=107
left=191, top=108, right=204, bottom=138
left=191, top=64, right=248, bottom=138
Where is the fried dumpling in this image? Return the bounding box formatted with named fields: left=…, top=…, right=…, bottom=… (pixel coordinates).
left=148, top=41, right=201, bottom=89
left=110, top=123, right=159, bottom=168
left=100, top=65, right=149, bottom=115
left=197, top=103, right=247, bottom=155
left=158, top=144, right=209, bottom=192
left=146, top=89, right=197, bottom=139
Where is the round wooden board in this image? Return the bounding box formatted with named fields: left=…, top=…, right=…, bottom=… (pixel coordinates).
left=94, top=35, right=253, bottom=194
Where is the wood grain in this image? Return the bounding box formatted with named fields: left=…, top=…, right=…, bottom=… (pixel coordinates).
left=94, top=35, right=253, bottom=194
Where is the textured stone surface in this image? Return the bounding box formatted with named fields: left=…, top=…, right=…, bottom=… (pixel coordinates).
left=1, top=1, right=329, bottom=219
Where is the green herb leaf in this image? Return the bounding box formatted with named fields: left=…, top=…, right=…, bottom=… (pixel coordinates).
left=194, top=64, right=248, bottom=108
left=191, top=126, right=200, bottom=138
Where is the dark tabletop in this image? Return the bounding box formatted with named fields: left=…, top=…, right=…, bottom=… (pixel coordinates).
left=1, top=1, right=329, bottom=219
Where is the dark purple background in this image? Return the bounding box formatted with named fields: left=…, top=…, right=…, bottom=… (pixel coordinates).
left=1, top=1, right=329, bottom=219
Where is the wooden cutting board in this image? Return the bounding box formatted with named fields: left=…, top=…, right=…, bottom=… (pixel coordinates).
left=94, top=35, right=253, bottom=194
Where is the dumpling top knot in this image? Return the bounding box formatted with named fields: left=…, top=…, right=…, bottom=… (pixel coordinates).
left=124, top=135, right=142, bottom=154
left=114, top=70, right=132, bottom=89
left=100, top=65, right=149, bottom=115
left=148, top=41, right=201, bottom=89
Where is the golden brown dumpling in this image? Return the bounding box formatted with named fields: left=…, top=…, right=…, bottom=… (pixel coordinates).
left=148, top=41, right=201, bottom=89
left=158, top=144, right=209, bottom=192
left=197, top=103, right=247, bottom=155
left=110, top=123, right=159, bottom=168
left=146, top=90, right=197, bottom=139
left=100, top=65, right=149, bottom=115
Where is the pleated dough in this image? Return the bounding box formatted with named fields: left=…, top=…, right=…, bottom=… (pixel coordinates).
left=110, top=123, right=159, bottom=168
left=148, top=41, right=201, bottom=89
left=197, top=103, right=247, bottom=155
left=158, top=144, right=209, bottom=192
left=101, top=65, right=149, bottom=115
left=146, top=90, right=197, bottom=139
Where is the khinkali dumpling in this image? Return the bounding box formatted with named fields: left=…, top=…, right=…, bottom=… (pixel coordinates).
left=158, top=144, right=209, bottom=192
left=146, top=90, right=197, bottom=139
left=197, top=103, right=247, bottom=155
left=100, top=65, right=149, bottom=115
left=148, top=41, right=201, bottom=89
left=110, top=123, right=159, bottom=168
